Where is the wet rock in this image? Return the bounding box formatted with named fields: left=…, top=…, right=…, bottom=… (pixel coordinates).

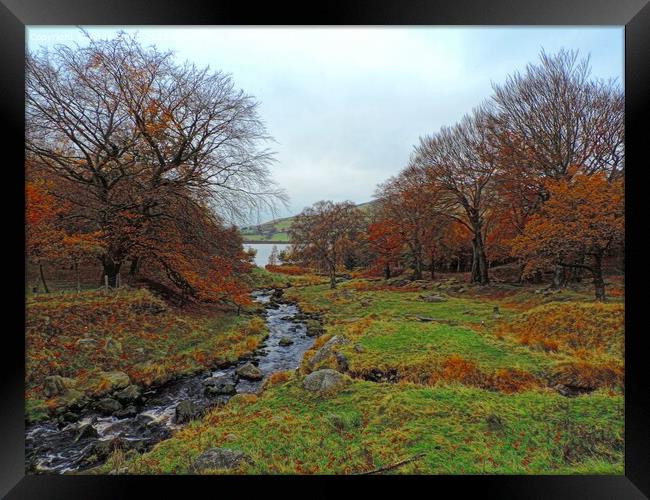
left=204, top=375, right=237, bottom=396
left=303, top=369, right=350, bottom=395
left=305, top=319, right=324, bottom=337
left=236, top=362, right=263, bottom=381
left=61, top=411, right=80, bottom=424
left=43, top=376, right=76, bottom=398
left=94, top=371, right=131, bottom=396
left=74, top=423, right=98, bottom=442
left=114, top=405, right=138, bottom=419
left=279, top=336, right=294, bottom=347
left=114, top=385, right=142, bottom=404
left=272, top=288, right=284, bottom=298
left=95, top=397, right=122, bottom=415
left=175, top=400, right=203, bottom=424
left=307, top=335, right=350, bottom=371
left=190, top=448, right=254, bottom=473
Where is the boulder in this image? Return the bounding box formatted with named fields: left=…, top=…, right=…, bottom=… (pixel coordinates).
left=305, top=319, right=324, bottom=337
left=303, top=369, right=350, bottom=395
left=74, top=423, right=98, bottom=442
left=307, top=335, right=349, bottom=371
left=190, top=448, right=254, bottom=473
left=93, top=371, right=131, bottom=396
left=95, top=397, right=122, bottom=415
left=43, top=376, right=76, bottom=397
left=114, top=405, right=138, bottom=419
left=278, top=337, right=294, bottom=347
left=114, top=384, right=142, bottom=404
left=174, top=400, right=203, bottom=424
left=235, top=362, right=263, bottom=381
left=204, top=375, right=237, bottom=396
left=61, top=411, right=80, bottom=424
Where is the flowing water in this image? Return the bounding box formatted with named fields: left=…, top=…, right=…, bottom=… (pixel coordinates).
left=25, top=290, right=314, bottom=474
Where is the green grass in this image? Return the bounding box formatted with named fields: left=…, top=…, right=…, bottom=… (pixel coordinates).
left=107, top=379, right=623, bottom=475
left=80, top=274, right=624, bottom=475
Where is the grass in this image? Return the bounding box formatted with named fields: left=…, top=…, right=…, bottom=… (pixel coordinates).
left=105, top=378, right=623, bottom=475
left=26, top=287, right=268, bottom=423
left=95, top=273, right=624, bottom=475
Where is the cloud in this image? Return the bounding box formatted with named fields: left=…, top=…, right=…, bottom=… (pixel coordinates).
left=27, top=26, right=623, bottom=223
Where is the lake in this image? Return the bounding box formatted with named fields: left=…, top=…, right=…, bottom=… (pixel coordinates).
left=245, top=243, right=292, bottom=267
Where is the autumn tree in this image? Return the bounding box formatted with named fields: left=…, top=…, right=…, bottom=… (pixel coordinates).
left=510, top=172, right=623, bottom=301
left=490, top=49, right=624, bottom=286
left=25, top=181, right=68, bottom=293
left=413, top=107, right=499, bottom=284
left=374, top=165, right=447, bottom=280
left=367, top=217, right=403, bottom=279
left=26, top=31, right=285, bottom=292
left=289, top=201, right=365, bottom=288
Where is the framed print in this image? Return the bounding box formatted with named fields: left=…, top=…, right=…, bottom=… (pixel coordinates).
left=1, top=0, right=648, bottom=497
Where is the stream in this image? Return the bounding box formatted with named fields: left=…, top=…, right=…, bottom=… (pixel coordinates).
left=25, top=289, right=314, bottom=474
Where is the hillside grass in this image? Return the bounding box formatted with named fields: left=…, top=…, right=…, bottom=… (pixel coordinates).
left=99, top=273, right=624, bottom=475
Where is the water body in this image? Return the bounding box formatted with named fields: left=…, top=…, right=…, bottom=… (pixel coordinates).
left=245, top=243, right=291, bottom=267
left=25, top=290, right=314, bottom=474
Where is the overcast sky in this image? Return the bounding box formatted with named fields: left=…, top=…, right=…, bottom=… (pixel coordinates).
left=27, top=26, right=623, bottom=223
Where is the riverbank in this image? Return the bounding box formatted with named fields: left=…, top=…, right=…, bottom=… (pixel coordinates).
left=26, top=288, right=269, bottom=425
left=97, top=273, right=624, bottom=474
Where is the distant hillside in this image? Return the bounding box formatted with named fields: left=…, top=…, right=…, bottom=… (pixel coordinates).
left=240, top=201, right=376, bottom=243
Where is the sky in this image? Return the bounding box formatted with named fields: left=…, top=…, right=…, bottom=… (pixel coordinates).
left=27, top=26, right=624, bottom=224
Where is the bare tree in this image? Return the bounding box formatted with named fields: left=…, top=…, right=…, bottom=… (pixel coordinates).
left=289, top=201, right=365, bottom=289
left=490, top=49, right=624, bottom=287
left=413, top=107, right=499, bottom=284
left=26, top=31, right=286, bottom=285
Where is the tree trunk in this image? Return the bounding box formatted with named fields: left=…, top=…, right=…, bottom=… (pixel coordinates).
left=592, top=253, right=606, bottom=301
left=75, top=261, right=80, bottom=292
left=39, top=263, right=50, bottom=293
left=129, top=256, right=141, bottom=277
left=470, top=229, right=489, bottom=285
left=412, top=258, right=423, bottom=281
left=102, top=256, right=122, bottom=288
left=429, top=251, right=435, bottom=280
left=551, top=265, right=566, bottom=289
left=384, top=263, right=391, bottom=280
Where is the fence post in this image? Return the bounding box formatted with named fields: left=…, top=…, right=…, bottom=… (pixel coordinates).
left=104, top=275, right=108, bottom=290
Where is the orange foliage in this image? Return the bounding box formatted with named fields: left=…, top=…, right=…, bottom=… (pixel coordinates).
left=265, top=265, right=310, bottom=276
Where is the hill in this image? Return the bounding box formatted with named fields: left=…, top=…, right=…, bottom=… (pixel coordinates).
left=240, top=201, right=376, bottom=243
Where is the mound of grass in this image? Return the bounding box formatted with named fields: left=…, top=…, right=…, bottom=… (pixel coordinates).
left=496, top=302, right=624, bottom=357
left=26, top=288, right=268, bottom=422
left=104, top=379, right=623, bottom=475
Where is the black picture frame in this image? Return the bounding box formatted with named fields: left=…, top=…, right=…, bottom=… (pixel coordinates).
left=1, top=1, right=648, bottom=497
